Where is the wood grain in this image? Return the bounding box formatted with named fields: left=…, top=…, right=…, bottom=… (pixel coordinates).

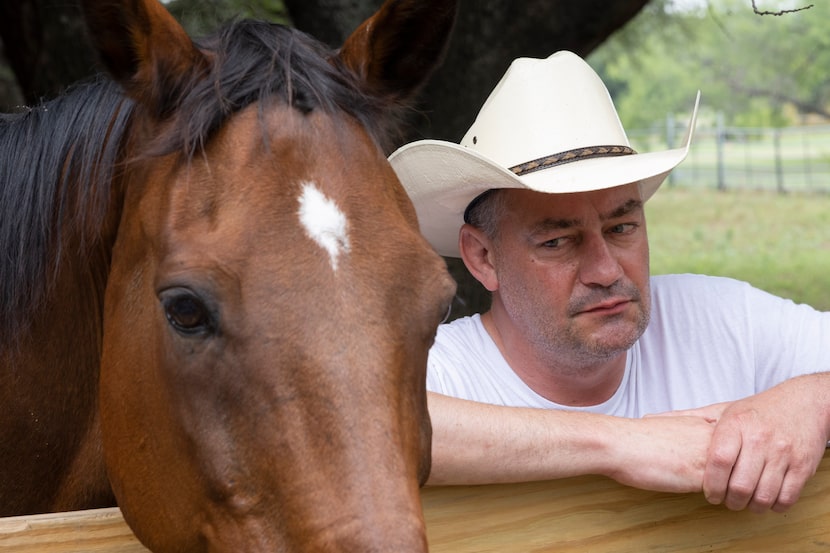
left=2, top=450, right=828, bottom=552
left=0, top=508, right=145, bottom=552
left=422, top=449, right=830, bottom=552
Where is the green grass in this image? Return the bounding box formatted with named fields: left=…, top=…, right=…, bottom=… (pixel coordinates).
left=645, top=186, right=830, bottom=310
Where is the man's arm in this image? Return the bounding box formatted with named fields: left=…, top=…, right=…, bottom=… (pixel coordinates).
left=684, top=373, right=830, bottom=513
left=427, top=391, right=715, bottom=493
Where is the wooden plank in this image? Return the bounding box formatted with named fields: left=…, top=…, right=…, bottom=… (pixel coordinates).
left=0, top=508, right=146, bottom=552
left=422, top=449, right=830, bottom=552
left=2, top=450, right=829, bottom=552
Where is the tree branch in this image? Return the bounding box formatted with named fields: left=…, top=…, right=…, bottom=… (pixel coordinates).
left=750, top=1, right=813, bottom=16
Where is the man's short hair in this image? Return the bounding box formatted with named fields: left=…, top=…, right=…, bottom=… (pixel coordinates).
left=463, top=189, right=506, bottom=240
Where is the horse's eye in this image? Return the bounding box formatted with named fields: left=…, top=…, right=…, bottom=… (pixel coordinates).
left=161, top=290, right=215, bottom=336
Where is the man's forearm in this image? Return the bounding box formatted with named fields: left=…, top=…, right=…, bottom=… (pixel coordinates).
left=426, top=391, right=713, bottom=492
left=426, top=391, right=610, bottom=485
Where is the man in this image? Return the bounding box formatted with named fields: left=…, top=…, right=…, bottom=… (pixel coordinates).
left=389, top=51, right=830, bottom=513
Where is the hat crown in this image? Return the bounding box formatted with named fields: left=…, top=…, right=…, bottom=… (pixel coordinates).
left=460, top=51, right=630, bottom=170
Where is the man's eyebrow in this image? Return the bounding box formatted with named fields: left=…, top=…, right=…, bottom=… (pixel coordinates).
left=532, top=216, right=582, bottom=233
left=531, top=198, right=644, bottom=233
left=602, top=198, right=643, bottom=221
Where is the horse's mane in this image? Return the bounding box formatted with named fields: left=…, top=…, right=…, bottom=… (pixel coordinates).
left=0, top=18, right=407, bottom=345
left=156, top=19, right=407, bottom=160
left=0, top=78, right=132, bottom=345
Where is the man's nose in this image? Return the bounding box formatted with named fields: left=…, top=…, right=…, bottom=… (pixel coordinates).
left=578, top=235, right=624, bottom=287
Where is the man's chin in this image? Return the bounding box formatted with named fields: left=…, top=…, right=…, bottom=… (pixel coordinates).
left=582, top=321, right=643, bottom=354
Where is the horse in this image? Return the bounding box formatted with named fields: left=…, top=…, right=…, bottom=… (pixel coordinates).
left=0, top=0, right=458, bottom=550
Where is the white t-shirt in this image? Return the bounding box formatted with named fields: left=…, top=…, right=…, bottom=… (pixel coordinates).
left=427, top=274, right=830, bottom=417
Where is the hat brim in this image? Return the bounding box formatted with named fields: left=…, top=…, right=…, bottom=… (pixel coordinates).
left=390, top=92, right=700, bottom=258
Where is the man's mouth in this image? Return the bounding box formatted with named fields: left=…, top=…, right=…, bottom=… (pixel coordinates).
left=578, top=298, right=631, bottom=315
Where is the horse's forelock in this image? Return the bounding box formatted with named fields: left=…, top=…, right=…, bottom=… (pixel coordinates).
left=147, top=19, right=409, bottom=161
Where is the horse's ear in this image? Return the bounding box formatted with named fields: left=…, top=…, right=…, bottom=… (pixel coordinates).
left=338, top=0, right=458, bottom=100
left=80, top=0, right=209, bottom=118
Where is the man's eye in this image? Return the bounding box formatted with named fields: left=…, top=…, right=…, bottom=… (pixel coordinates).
left=542, top=237, right=564, bottom=248
left=609, top=223, right=635, bottom=234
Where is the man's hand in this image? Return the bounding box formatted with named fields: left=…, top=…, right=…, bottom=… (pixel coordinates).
left=664, top=373, right=830, bottom=513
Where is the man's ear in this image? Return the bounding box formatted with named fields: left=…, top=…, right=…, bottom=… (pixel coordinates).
left=459, top=224, right=499, bottom=292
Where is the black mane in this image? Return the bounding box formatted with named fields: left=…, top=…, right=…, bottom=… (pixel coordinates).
left=157, top=19, right=404, bottom=159
left=0, top=78, right=131, bottom=345
left=0, top=18, right=405, bottom=345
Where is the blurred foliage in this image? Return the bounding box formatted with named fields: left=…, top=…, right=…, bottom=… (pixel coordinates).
left=164, top=0, right=291, bottom=37
left=589, top=0, right=830, bottom=130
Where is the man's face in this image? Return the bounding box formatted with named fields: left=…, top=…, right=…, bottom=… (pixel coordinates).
left=488, top=183, right=651, bottom=369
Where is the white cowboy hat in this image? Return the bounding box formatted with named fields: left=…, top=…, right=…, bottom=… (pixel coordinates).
left=389, top=50, right=700, bottom=258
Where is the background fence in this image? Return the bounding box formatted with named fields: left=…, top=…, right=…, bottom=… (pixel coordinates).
left=629, top=121, right=830, bottom=194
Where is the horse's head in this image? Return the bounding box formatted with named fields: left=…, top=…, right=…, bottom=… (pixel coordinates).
left=81, top=0, right=457, bottom=550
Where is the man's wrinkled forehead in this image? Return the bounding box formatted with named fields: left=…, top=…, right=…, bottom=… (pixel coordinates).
left=528, top=198, right=644, bottom=236
left=503, top=184, right=644, bottom=226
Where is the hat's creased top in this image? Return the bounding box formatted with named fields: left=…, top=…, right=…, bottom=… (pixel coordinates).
left=389, top=50, right=699, bottom=258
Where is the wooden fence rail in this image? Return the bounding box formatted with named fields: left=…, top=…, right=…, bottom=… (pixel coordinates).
left=3, top=449, right=829, bottom=552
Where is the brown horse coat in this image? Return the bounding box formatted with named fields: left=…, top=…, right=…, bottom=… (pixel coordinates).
left=0, top=0, right=457, bottom=551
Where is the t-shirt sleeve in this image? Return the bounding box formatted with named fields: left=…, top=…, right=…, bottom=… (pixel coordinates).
left=743, top=283, right=830, bottom=392
left=639, top=274, right=830, bottom=411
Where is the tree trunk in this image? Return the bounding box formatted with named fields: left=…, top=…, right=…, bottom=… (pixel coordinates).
left=0, top=0, right=98, bottom=106
left=285, top=0, right=650, bottom=318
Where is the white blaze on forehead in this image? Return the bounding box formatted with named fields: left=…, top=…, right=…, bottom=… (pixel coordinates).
left=297, top=181, right=350, bottom=271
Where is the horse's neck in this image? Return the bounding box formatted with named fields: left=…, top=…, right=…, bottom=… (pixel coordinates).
left=0, top=221, right=118, bottom=515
